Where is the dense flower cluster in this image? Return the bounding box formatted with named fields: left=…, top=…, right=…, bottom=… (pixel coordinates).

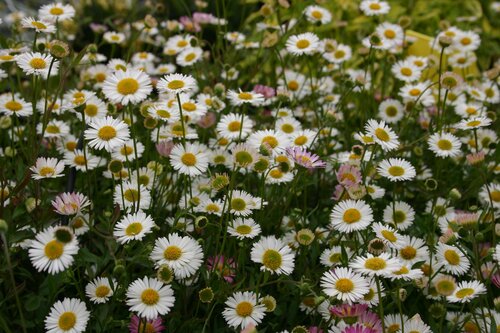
left=0, top=0, right=499, bottom=332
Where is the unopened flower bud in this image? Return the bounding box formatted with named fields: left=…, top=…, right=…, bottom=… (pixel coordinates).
left=0, top=219, right=8, bottom=233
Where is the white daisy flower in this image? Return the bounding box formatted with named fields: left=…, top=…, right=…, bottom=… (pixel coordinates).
left=30, top=157, right=65, bottom=180
left=377, top=158, right=416, bottom=182
left=350, top=253, right=401, bottom=277
left=103, top=31, right=125, bottom=44
left=157, top=73, right=197, bottom=94
left=85, top=277, right=116, bottom=304
left=217, top=113, right=254, bottom=139
left=360, top=0, right=390, bottom=16
left=147, top=103, right=181, bottom=123
left=397, top=236, right=429, bottom=266
left=111, top=139, right=145, bottom=162
left=81, top=96, right=107, bottom=121
left=150, top=233, right=204, bottom=279
left=290, top=129, right=317, bottom=148
left=303, top=5, right=332, bottom=24
left=376, top=22, right=404, bottom=47
left=455, top=116, right=492, bottom=130
left=228, top=218, right=262, bottom=239
left=102, top=69, right=152, bottom=105
left=227, top=190, right=264, bottom=216
left=222, top=291, right=266, bottom=329
left=28, top=226, right=79, bottom=275
left=113, top=181, right=151, bottom=211
left=247, top=129, right=291, bottom=155
left=378, top=99, right=404, bottom=124
left=330, top=199, right=373, bottom=233
left=63, top=149, right=100, bottom=172
left=392, top=60, right=422, bottom=82
left=372, top=222, right=405, bottom=249
left=383, top=201, right=415, bottom=231
left=21, top=17, right=55, bottom=33
left=176, top=47, right=203, bottom=67
left=44, top=298, right=89, bottom=333
left=320, top=267, right=369, bottom=304
left=15, top=52, right=59, bottom=78
left=286, top=33, right=320, bottom=56
left=365, top=119, right=400, bottom=151
left=169, top=142, right=209, bottom=176
left=39, top=2, right=75, bottom=22
left=403, top=316, right=432, bottom=333
left=427, top=132, right=462, bottom=158
left=479, top=183, right=500, bottom=209
left=436, top=243, right=470, bottom=276
left=227, top=90, right=265, bottom=106
left=84, top=116, right=130, bottom=152
left=113, top=211, right=154, bottom=244
left=251, top=235, right=295, bottom=275
left=194, top=198, right=224, bottom=216
left=126, top=276, right=175, bottom=320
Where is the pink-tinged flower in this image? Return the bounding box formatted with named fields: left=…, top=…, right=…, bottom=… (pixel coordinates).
left=253, top=85, right=275, bottom=99
left=156, top=140, right=174, bottom=157
left=466, top=151, right=485, bottom=165
left=330, top=304, right=369, bottom=319
left=193, top=12, right=218, bottom=24
left=308, top=327, right=324, bottom=333
left=240, top=323, right=257, bottom=333
left=286, top=147, right=326, bottom=169
left=90, top=23, right=108, bottom=33
left=332, top=184, right=347, bottom=201
left=358, top=311, right=382, bottom=333
left=478, top=242, right=491, bottom=258
left=51, top=192, right=90, bottom=216
left=197, top=111, right=216, bottom=128
left=492, top=273, right=500, bottom=288
left=342, top=324, right=377, bottom=333
left=179, top=16, right=201, bottom=32
left=455, top=210, right=479, bottom=226
left=129, top=315, right=165, bottom=333
left=336, top=164, right=362, bottom=187
left=207, top=255, right=237, bottom=283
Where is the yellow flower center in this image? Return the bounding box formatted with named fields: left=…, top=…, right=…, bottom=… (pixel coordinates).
left=369, top=3, right=381, bottom=10
left=177, top=40, right=188, bottom=47
left=334, top=50, right=346, bottom=59
left=466, top=120, right=481, bottom=127
left=262, top=249, right=282, bottom=270
left=227, top=120, right=241, bottom=132
left=400, top=68, right=412, bottom=76
left=435, top=280, right=456, bottom=296
left=97, top=125, right=117, bottom=141
left=184, top=53, right=196, bottom=62
left=465, top=107, right=477, bottom=115
left=384, top=29, right=396, bottom=39
left=393, top=266, right=409, bottom=275
left=385, top=106, right=398, bottom=117
left=461, top=37, right=471, bottom=45
left=66, top=142, right=77, bottom=151
left=236, top=225, right=252, bottom=235
left=343, top=208, right=361, bottom=223
left=32, top=21, right=48, bottom=29
left=400, top=246, right=416, bottom=260
left=437, top=139, right=452, bottom=150
left=262, top=136, right=278, bottom=148
left=231, top=198, right=246, bottom=211
left=235, top=301, right=253, bottom=317
left=374, top=128, right=390, bottom=142
left=381, top=230, right=397, bottom=242
left=58, top=312, right=76, bottom=330
left=455, top=288, right=474, bottom=299
left=235, top=151, right=254, bottom=166
left=281, top=124, right=294, bottom=134
left=167, top=80, right=185, bottom=90
left=50, top=7, right=64, bottom=15
left=269, top=169, right=283, bottom=179
left=294, top=136, right=307, bottom=146
left=74, top=155, right=86, bottom=166
left=0, top=55, right=14, bottom=61
left=491, top=190, right=500, bottom=202
left=182, top=102, right=196, bottom=112
left=44, top=240, right=64, bottom=260
left=388, top=166, right=405, bottom=177
left=117, top=78, right=139, bottom=95
left=205, top=203, right=220, bottom=212
left=164, top=245, right=182, bottom=260
left=84, top=104, right=98, bottom=117
left=95, top=285, right=111, bottom=298
left=141, top=288, right=160, bottom=305
left=409, top=88, right=421, bottom=96
left=444, top=249, right=460, bottom=265
left=311, top=10, right=323, bottom=19
left=364, top=257, right=387, bottom=270
left=287, top=81, right=299, bottom=91
left=123, top=189, right=139, bottom=202
left=181, top=152, right=197, bottom=166
left=120, top=146, right=133, bottom=155
left=30, top=58, right=47, bottom=69
left=238, top=92, right=252, bottom=100
left=296, top=39, right=310, bottom=49
left=39, top=166, right=55, bottom=177
left=95, top=73, right=106, bottom=82
left=335, top=278, right=354, bottom=293
left=125, top=222, right=143, bottom=236
left=156, top=109, right=171, bottom=118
